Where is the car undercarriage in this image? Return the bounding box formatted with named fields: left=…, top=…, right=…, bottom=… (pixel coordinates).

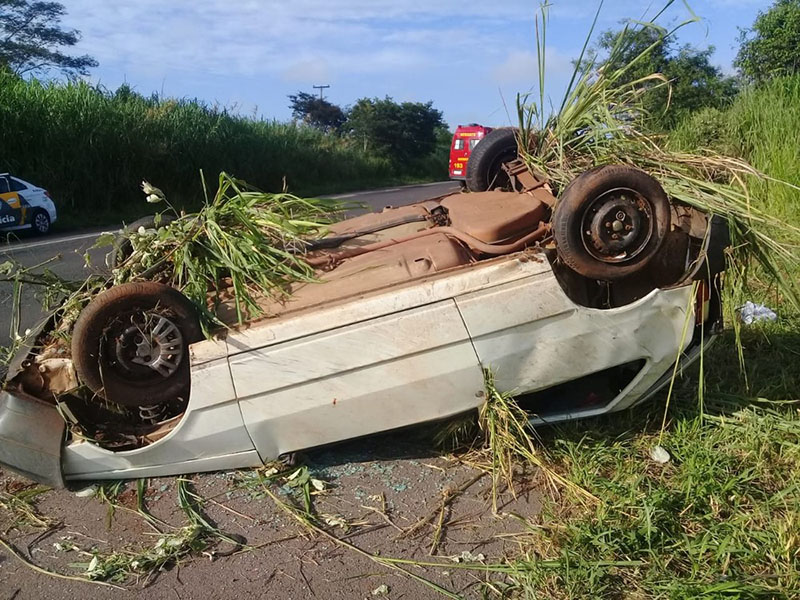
left=0, top=165, right=728, bottom=487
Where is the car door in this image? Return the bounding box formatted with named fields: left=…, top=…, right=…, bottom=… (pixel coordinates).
left=454, top=267, right=693, bottom=401
left=231, top=299, right=485, bottom=460
left=0, top=176, right=23, bottom=228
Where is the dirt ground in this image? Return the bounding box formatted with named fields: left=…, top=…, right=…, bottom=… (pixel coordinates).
left=0, top=426, right=543, bottom=600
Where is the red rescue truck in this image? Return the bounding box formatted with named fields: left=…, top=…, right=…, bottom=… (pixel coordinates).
left=448, top=124, right=493, bottom=181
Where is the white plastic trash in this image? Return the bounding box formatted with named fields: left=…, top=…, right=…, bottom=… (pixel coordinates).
left=649, top=445, right=671, bottom=464
left=738, top=301, right=777, bottom=325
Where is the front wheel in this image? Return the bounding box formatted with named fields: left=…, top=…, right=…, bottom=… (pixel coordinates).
left=71, top=282, right=203, bottom=407
left=553, top=165, right=671, bottom=281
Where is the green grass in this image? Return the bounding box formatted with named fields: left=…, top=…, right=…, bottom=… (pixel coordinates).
left=113, top=173, right=343, bottom=330
left=0, top=483, right=54, bottom=531
left=670, top=76, right=800, bottom=244
left=79, top=478, right=243, bottom=584
left=482, top=319, right=800, bottom=599
left=516, top=3, right=800, bottom=311
left=0, top=73, right=445, bottom=226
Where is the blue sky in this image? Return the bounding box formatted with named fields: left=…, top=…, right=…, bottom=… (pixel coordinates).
left=60, top=1, right=769, bottom=129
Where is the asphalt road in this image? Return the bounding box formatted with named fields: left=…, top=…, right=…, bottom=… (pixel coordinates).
left=0, top=180, right=459, bottom=348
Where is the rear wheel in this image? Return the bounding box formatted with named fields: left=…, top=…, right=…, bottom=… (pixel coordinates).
left=31, top=210, right=51, bottom=235
left=465, top=128, right=518, bottom=192
left=553, top=165, right=671, bottom=281
left=71, top=282, right=202, bottom=407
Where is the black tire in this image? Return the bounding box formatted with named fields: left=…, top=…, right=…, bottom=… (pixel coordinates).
left=465, top=128, right=518, bottom=192
left=71, top=282, right=203, bottom=407
left=31, top=209, right=51, bottom=235
left=112, top=214, right=175, bottom=267
left=553, top=165, right=671, bottom=281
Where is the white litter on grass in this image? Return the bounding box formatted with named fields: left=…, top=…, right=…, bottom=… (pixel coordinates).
left=323, top=514, right=348, bottom=529
left=53, top=541, right=76, bottom=552
left=452, top=550, right=485, bottom=563
left=74, top=485, right=97, bottom=498
left=649, top=445, right=671, bottom=464
left=371, top=584, right=390, bottom=596
left=85, top=555, right=100, bottom=576
left=738, top=301, right=777, bottom=325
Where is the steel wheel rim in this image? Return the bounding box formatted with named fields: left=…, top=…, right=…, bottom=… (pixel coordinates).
left=580, top=187, right=655, bottom=264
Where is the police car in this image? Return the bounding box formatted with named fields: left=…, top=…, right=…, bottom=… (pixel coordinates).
left=0, top=173, right=57, bottom=234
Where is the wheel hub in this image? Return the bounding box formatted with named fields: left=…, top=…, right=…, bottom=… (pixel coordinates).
left=582, top=188, right=654, bottom=264
left=113, top=312, right=184, bottom=378
left=35, top=213, right=48, bottom=231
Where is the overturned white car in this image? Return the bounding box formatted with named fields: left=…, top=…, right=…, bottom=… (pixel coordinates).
left=0, top=165, right=727, bottom=487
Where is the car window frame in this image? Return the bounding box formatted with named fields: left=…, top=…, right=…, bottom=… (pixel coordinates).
left=8, top=177, right=28, bottom=192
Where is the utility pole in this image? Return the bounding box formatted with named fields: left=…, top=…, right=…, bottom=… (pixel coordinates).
left=313, top=84, right=330, bottom=100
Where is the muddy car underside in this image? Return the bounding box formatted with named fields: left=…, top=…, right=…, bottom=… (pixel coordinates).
left=0, top=166, right=726, bottom=486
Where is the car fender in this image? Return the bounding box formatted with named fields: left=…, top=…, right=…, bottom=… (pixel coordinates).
left=0, top=389, right=65, bottom=488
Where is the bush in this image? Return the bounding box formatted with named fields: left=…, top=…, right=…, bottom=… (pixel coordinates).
left=669, top=107, right=729, bottom=152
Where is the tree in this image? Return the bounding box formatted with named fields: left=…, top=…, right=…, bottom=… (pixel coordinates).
left=345, top=97, right=444, bottom=162
left=0, top=0, right=97, bottom=77
left=735, top=0, right=800, bottom=83
left=287, top=91, right=346, bottom=132
left=585, top=26, right=737, bottom=128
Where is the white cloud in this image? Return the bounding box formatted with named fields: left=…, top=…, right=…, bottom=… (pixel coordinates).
left=55, top=0, right=753, bottom=126
left=491, top=47, right=572, bottom=86
left=492, top=50, right=539, bottom=85
left=281, top=58, right=332, bottom=84
left=61, top=0, right=537, bottom=80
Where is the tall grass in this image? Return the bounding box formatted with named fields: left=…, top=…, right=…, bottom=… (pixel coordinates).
left=115, top=173, right=342, bottom=329
left=0, top=74, right=441, bottom=225
left=671, top=76, right=800, bottom=243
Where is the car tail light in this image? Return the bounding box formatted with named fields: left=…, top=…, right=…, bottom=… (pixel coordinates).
left=44, top=190, right=51, bottom=198
left=695, top=280, right=711, bottom=324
